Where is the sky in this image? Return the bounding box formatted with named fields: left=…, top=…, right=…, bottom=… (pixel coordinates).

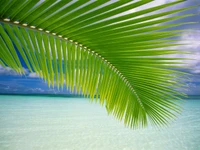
left=0, top=0, right=199, bottom=95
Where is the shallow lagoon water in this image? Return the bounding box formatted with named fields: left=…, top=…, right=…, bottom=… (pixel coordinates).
left=0, top=95, right=199, bottom=150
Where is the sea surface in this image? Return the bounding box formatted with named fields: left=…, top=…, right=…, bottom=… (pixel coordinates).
left=0, top=95, right=199, bottom=150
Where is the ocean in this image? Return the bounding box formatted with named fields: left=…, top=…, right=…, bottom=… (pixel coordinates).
left=0, top=95, right=199, bottom=150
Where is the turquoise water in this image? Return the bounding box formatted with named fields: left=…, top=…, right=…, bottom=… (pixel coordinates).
left=0, top=95, right=199, bottom=150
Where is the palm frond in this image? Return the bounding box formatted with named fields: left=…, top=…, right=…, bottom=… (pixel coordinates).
left=0, top=0, right=195, bottom=128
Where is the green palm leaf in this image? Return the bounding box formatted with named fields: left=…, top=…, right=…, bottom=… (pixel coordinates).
left=0, top=0, right=195, bottom=128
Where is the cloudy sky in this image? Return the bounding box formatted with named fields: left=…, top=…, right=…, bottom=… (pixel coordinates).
left=0, top=0, right=199, bottom=95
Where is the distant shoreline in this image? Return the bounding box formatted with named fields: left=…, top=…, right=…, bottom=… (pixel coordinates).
left=0, top=94, right=199, bottom=99
left=184, top=95, right=200, bottom=100
left=0, top=93, right=85, bottom=98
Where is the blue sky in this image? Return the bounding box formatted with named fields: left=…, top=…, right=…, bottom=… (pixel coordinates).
left=0, top=0, right=199, bottom=95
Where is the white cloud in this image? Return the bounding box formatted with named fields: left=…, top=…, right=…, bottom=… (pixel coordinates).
left=101, top=0, right=178, bottom=22
left=160, top=30, right=200, bottom=73
left=186, top=83, right=200, bottom=95
left=0, top=64, right=41, bottom=78
left=134, top=0, right=185, bottom=22
left=0, top=65, right=19, bottom=76
left=25, top=87, right=60, bottom=94
left=135, top=0, right=176, bottom=10
left=109, top=0, right=186, bottom=27
left=0, top=65, right=30, bottom=75
left=180, top=31, right=200, bottom=50
left=28, top=72, right=40, bottom=78
left=193, top=63, right=200, bottom=74
left=30, top=88, right=44, bottom=92
left=175, top=30, right=200, bottom=73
